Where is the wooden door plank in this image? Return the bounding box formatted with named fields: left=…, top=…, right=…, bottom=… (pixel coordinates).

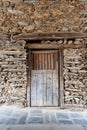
left=27, top=49, right=32, bottom=107
left=59, top=49, right=64, bottom=108
left=53, top=71, right=58, bottom=106
left=33, top=54, right=37, bottom=70
left=44, top=53, right=48, bottom=70
left=47, top=53, right=51, bottom=70
left=43, top=71, right=47, bottom=106
left=50, top=53, right=53, bottom=70
left=31, top=72, right=37, bottom=106
left=46, top=71, right=53, bottom=106
left=42, top=53, right=44, bottom=70
left=37, top=71, right=43, bottom=106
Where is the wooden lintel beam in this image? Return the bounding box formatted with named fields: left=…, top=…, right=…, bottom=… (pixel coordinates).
left=25, top=43, right=86, bottom=49
left=13, top=32, right=87, bottom=41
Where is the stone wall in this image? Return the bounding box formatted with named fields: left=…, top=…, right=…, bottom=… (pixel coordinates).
left=64, top=39, right=87, bottom=108
left=0, top=0, right=87, bottom=34
left=0, top=39, right=27, bottom=107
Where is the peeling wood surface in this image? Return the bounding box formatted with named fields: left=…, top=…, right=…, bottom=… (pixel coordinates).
left=31, top=70, right=59, bottom=107
left=13, top=32, right=87, bottom=41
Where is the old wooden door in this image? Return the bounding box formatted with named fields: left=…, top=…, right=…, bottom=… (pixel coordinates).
left=30, top=50, right=59, bottom=107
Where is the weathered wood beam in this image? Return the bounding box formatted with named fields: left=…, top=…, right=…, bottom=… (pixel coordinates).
left=25, top=43, right=86, bottom=49
left=13, top=32, right=87, bottom=41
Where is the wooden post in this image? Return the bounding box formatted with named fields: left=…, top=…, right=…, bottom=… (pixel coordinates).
left=59, top=49, right=64, bottom=108
left=27, top=49, right=32, bottom=107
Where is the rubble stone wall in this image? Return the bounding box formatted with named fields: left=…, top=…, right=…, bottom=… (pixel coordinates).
left=0, top=0, right=87, bottom=34
left=0, top=40, right=27, bottom=107
left=64, top=41, right=87, bottom=107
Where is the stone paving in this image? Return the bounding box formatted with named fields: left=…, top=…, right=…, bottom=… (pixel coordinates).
left=0, top=106, right=87, bottom=130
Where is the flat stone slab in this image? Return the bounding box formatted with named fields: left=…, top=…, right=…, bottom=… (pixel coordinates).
left=0, top=105, right=87, bottom=130
left=0, top=124, right=84, bottom=130
left=56, top=113, right=69, bottom=119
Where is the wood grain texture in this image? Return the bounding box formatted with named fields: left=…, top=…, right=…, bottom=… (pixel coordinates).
left=32, top=51, right=56, bottom=70
left=26, top=43, right=86, bottom=49
left=13, top=32, right=87, bottom=40
left=31, top=70, right=59, bottom=107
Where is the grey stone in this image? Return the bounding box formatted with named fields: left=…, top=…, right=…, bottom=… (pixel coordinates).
left=18, top=21, right=29, bottom=26
left=5, top=118, right=16, bottom=125
left=50, top=113, right=57, bottom=124
left=11, top=111, right=21, bottom=117
left=27, top=117, right=43, bottom=124
left=30, top=110, right=42, bottom=114
left=70, top=113, right=84, bottom=118
left=56, top=113, right=69, bottom=119
left=43, top=112, right=51, bottom=124
left=18, top=113, right=28, bottom=124
left=58, top=120, right=73, bottom=124
left=8, top=9, right=24, bottom=14
left=0, top=110, right=12, bottom=116
left=4, top=125, right=85, bottom=130
left=83, top=125, right=87, bottom=130
left=73, top=119, right=87, bottom=124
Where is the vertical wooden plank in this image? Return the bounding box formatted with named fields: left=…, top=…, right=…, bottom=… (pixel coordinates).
left=53, top=51, right=59, bottom=106
left=46, top=71, right=53, bottom=106
left=27, top=49, right=32, bottom=107
left=42, top=53, right=44, bottom=70
left=56, top=51, right=59, bottom=106
left=36, top=73, right=38, bottom=105
left=53, top=53, right=56, bottom=69
left=44, top=53, right=47, bottom=70
left=50, top=53, right=53, bottom=70
left=59, top=49, right=64, bottom=108
left=42, top=70, right=44, bottom=105
left=36, top=71, right=43, bottom=106
left=35, top=54, right=38, bottom=70
left=52, top=71, right=53, bottom=105
left=37, top=54, right=39, bottom=70
left=57, top=50, right=60, bottom=106
left=43, top=70, right=47, bottom=106
left=47, top=53, right=51, bottom=70
left=39, top=54, right=42, bottom=70
left=53, top=70, right=58, bottom=106
left=33, top=54, right=36, bottom=70
left=33, top=54, right=35, bottom=70
left=31, top=71, right=37, bottom=106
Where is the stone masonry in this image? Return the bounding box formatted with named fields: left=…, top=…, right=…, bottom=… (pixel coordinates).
left=0, top=0, right=87, bottom=108
left=0, top=39, right=27, bottom=107
left=0, top=0, right=87, bottom=34
left=64, top=39, right=87, bottom=107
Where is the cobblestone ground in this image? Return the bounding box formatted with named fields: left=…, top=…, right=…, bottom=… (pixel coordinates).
left=0, top=106, right=87, bottom=130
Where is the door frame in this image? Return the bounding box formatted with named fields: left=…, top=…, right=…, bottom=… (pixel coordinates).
left=26, top=46, right=64, bottom=108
